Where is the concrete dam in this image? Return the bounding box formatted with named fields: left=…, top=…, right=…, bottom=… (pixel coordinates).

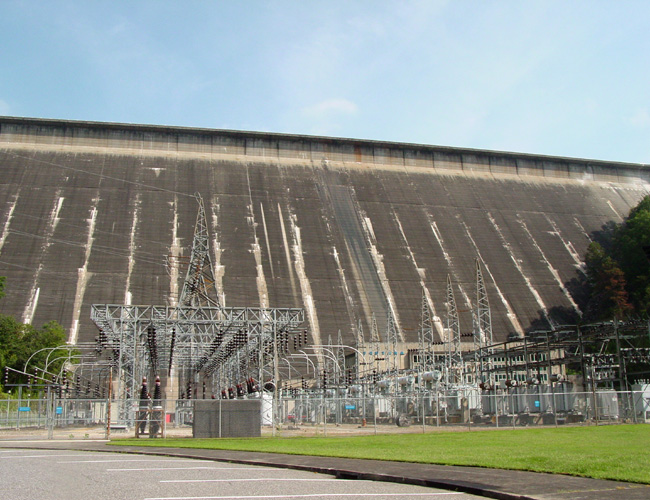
left=0, top=116, right=648, bottom=351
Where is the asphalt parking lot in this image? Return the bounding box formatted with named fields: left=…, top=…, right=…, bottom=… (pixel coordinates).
left=0, top=449, right=485, bottom=500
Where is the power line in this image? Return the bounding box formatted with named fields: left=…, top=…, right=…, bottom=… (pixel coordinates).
left=7, top=152, right=197, bottom=199
left=4, top=229, right=167, bottom=267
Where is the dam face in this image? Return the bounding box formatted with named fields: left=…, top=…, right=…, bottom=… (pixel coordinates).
left=0, top=116, right=648, bottom=348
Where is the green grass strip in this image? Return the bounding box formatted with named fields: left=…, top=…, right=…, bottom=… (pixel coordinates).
left=110, top=424, right=650, bottom=484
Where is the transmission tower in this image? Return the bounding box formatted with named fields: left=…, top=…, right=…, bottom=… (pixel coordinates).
left=470, top=258, right=493, bottom=392
left=355, top=318, right=365, bottom=349
left=336, top=330, right=346, bottom=385
left=418, top=287, right=435, bottom=373
left=370, top=313, right=381, bottom=373
left=355, top=318, right=365, bottom=381
left=386, top=309, right=399, bottom=374
left=446, top=275, right=462, bottom=383
left=475, top=259, right=492, bottom=350
left=179, top=193, right=220, bottom=309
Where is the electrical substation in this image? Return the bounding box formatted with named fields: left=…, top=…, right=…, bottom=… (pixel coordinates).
left=1, top=116, right=650, bottom=434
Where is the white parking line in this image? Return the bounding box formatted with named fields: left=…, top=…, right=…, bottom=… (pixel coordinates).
left=1, top=454, right=95, bottom=459
left=107, top=466, right=268, bottom=472
left=146, top=494, right=463, bottom=499
left=162, top=478, right=341, bottom=483
left=0, top=439, right=108, bottom=444
left=0, top=449, right=56, bottom=453
left=59, top=459, right=211, bottom=463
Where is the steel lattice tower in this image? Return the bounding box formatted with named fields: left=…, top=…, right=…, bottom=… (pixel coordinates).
left=418, top=287, right=435, bottom=374
left=386, top=309, right=399, bottom=375
left=336, top=330, right=346, bottom=384
left=179, top=193, right=221, bottom=309
left=369, top=313, right=381, bottom=373
left=355, top=318, right=364, bottom=349
left=446, top=275, right=462, bottom=383
left=475, top=258, right=493, bottom=352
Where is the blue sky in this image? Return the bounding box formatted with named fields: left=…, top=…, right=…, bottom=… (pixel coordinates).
left=1, top=1, right=649, bottom=164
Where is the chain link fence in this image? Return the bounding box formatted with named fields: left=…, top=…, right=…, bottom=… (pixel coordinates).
left=1, top=388, right=648, bottom=439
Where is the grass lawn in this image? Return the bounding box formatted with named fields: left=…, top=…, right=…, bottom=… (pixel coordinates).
left=110, top=424, right=650, bottom=484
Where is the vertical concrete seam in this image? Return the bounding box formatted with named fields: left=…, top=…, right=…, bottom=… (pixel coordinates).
left=278, top=203, right=298, bottom=298
left=358, top=212, right=403, bottom=342
left=517, top=215, right=582, bottom=318
left=168, top=196, right=181, bottom=308
left=287, top=209, right=322, bottom=350
left=23, top=190, right=64, bottom=324
left=0, top=191, right=19, bottom=254
left=69, top=197, right=98, bottom=344
left=487, top=211, right=551, bottom=327
left=210, top=198, right=225, bottom=306
left=123, top=192, right=141, bottom=306
left=460, top=218, right=525, bottom=337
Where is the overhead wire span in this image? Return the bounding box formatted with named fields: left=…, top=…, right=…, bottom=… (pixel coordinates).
left=7, top=152, right=197, bottom=199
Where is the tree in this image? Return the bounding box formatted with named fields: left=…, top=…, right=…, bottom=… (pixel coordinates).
left=584, top=242, right=632, bottom=320
left=612, top=195, right=650, bottom=316
left=1, top=316, right=70, bottom=389
left=582, top=195, right=650, bottom=319
left=0, top=278, right=70, bottom=392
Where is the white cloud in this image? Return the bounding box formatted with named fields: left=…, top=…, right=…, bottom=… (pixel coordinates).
left=630, top=109, right=650, bottom=127
left=301, top=98, right=358, bottom=119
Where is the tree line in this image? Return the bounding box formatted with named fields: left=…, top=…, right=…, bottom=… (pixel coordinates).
left=0, top=277, right=70, bottom=395
left=584, top=194, right=650, bottom=321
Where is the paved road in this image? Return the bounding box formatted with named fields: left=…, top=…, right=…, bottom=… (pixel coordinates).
left=0, top=449, right=484, bottom=500
left=1, top=439, right=649, bottom=499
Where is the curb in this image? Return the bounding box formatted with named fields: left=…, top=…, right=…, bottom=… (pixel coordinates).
left=101, top=446, right=536, bottom=500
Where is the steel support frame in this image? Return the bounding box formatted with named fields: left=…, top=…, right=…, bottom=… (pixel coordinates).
left=91, top=304, right=304, bottom=417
